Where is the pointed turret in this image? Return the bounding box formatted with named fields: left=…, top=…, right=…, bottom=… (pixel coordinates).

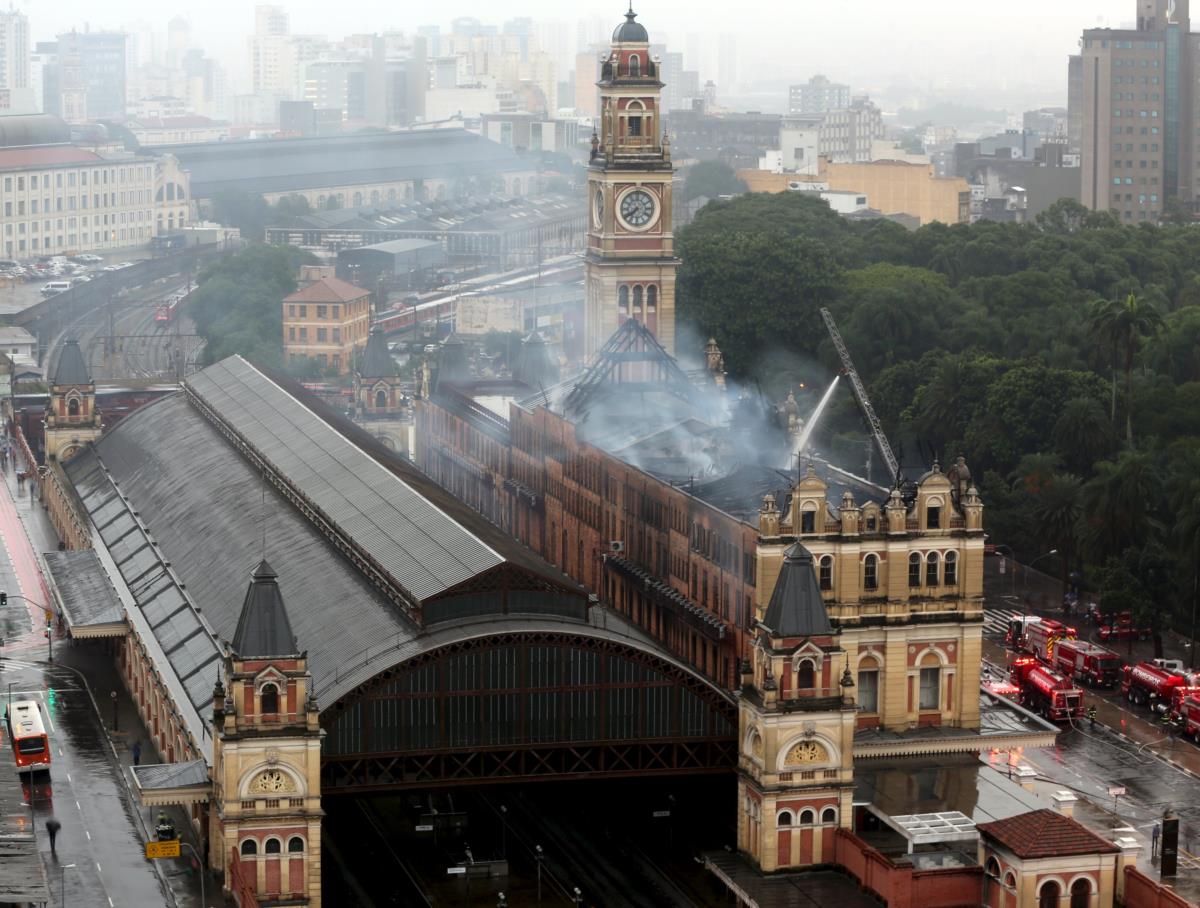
left=359, top=326, right=398, bottom=379
left=761, top=543, right=832, bottom=638
left=231, top=560, right=299, bottom=659
left=512, top=331, right=559, bottom=389
left=52, top=338, right=92, bottom=386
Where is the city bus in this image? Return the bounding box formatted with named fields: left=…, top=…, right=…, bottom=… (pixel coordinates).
left=4, top=700, right=51, bottom=774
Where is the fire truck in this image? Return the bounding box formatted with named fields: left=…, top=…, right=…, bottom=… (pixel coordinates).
left=1121, top=661, right=1187, bottom=708
left=1005, top=615, right=1041, bottom=649
left=1010, top=658, right=1086, bottom=722
left=1163, top=685, right=1200, bottom=719
left=1023, top=618, right=1077, bottom=663
left=1052, top=639, right=1121, bottom=688
left=1097, top=611, right=1152, bottom=643
left=1176, top=695, right=1200, bottom=739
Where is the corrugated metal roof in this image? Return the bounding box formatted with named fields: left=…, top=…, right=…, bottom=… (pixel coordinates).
left=186, top=357, right=504, bottom=600
left=132, top=760, right=210, bottom=790
left=44, top=549, right=124, bottom=628
left=64, top=392, right=416, bottom=712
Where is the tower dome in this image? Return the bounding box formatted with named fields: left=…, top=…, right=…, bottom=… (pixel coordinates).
left=613, top=7, right=649, bottom=43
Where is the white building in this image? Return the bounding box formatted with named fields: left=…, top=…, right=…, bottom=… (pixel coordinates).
left=0, top=11, right=29, bottom=93
left=0, top=327, right=36, bottom=364
left=0, top=114, right=191, bottom=259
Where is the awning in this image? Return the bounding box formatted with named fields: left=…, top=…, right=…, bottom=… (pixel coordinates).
left=44, top=549, right=127, bottom=638
left=131, top=760, right=212, bottom=807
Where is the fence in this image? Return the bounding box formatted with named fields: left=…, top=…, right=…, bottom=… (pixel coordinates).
left=1123, top=866, right=1193, bottom=908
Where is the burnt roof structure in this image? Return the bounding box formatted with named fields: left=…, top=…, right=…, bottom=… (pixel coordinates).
left=231, top=561, right=299, bottom=659
left=761, top=543, right=833, bottom=638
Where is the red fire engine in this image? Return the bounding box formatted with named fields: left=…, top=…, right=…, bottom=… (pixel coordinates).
left=1177, top=695, right=1200, bottom=739
left=1121, top=661, right=1187, bottom=708
left=1098, top=611, right=1152, bottom=643
left=1052, top=639, right=1121, bottom=688
left=1010, top=658, right=1085, bottom=722
left=1023, top=618, right=1076, bottom=663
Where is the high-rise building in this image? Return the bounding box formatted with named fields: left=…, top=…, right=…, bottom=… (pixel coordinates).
left=1067, top=54, right=1083, bottom=154
left=255, top=5, right=289, bottom=38
left=1080, top=0, right=1191, bottom=220
left=585, top=9, right=678, bottom=356
left=0, top=10, right=30, bottom=91
left=55, top=31, right=127, bottom=121
left=788, top=75, right=850, bottom=116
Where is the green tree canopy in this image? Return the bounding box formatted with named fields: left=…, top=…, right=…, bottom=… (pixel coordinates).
left=682, top=160, right=748, bottom=201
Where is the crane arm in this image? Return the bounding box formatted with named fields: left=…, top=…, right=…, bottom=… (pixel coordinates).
left=819, top=307, right=900, bottom=482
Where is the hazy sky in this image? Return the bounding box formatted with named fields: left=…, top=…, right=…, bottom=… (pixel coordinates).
left=28, top=0, right=1140, bottom=109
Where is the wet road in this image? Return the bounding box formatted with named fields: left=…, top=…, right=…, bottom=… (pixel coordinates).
left=983, top=564, right=1200, bottom=902
left=0, top=457, right=171, bottom=907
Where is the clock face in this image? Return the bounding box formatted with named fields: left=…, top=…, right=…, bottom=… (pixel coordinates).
left=593, top=189, right=604, bottom=228
left=619, top=188, right=656, bottom=228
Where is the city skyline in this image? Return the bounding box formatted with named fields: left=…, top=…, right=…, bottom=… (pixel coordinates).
left=16, top=0, right=1142, bottom=109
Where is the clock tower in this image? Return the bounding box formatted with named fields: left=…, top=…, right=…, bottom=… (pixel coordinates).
left=210, top=561, right=324, bottom=906
left=585, top=7, right=679, bottom=358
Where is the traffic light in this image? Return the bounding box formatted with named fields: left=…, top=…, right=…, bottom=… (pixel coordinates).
left=0, top=591, right=8, bottom=606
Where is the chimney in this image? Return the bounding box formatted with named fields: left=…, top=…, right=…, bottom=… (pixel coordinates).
left=1051, top=790, right=1077, bottom=818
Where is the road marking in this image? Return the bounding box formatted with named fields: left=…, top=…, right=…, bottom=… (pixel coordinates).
left=96, top=862, right=102, bottom=873
left=107, top=898, right=113, bottom=907
left=66, top=772, right=71, bottom=783
left=86, top=829, right=91, bottom=840
left=75, top=800, right=80, bottom=811
left=57, top=748, right=63, bottom=756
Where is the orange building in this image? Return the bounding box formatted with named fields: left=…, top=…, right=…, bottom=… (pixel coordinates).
left=281, top=276, right=371, bottom=375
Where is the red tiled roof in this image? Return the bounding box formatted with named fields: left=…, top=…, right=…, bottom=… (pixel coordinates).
left=283, top=276, right=370, bottom=304
left=0, top=145, right=103, bottom=170
left=977, top=810, right=1120, bottom=860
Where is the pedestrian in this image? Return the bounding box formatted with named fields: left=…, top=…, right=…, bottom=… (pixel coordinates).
left=45, top=818, right=60, bottom=858
left=1153, top=821, right=1162, bottom=858
left=132, top=740, right=141, bottom=767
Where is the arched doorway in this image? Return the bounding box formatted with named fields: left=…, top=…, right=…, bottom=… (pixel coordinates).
left=1039, top=880, right=1061, bottom=908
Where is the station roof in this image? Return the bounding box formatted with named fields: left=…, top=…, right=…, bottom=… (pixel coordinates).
left=44, top=549, right=126, bottom=637
left=62, top=355, right=589, bottom=739
left=156, top=128, right=532, bottom=198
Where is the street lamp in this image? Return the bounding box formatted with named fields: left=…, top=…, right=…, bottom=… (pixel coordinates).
left=992, top=543, right=1016, bottom=597
left=1023, top=549, right=1059, bottom=605
left=110, top=691, right=119, bottom=732
left=535, top=845, right=544, bottom=903
left=59, top=863, right=76, bottom=908
left=180, top=842, right=204, bottom=908
left=497, top=894, right=507, bottom=908
left=572, top=887, right=582, bottom=906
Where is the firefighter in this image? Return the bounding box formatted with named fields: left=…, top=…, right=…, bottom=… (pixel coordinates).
left=1160, top=711, right=1176, bottom=740
left=1087, top=705, right=1098, bottom=729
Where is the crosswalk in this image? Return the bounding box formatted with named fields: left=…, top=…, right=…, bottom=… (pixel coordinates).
left=983, top=607, right=1025, bottom=640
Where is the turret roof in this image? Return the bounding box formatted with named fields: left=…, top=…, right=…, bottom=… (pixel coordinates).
left=761, top=543, right=833, bottom=638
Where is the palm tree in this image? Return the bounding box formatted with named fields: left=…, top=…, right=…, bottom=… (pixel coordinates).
left=1051, top=397, right=1112, bottom=473
left=1088, top=293, right=1164, bottom=444
left=1078, top=449, right=1162, bottom=562
left=1032, top=473, right=1083, bottom=598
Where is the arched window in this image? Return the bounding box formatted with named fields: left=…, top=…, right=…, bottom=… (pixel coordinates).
left=800, top=503, right=816, bottom=534
left=512, top=178, right=522, bottom=196
left=795, top=659, right=815, bottom=689
left=264, top=838, right=282, bottom=855
left=618, top=285, right=629, bottom=315
left=863, top=554, right=878, bottom=590
left=67, top=397, right=80, bottom=417
left=819, top=555, right=833, bottom=590
left=241, top=839, right=258, bottom=856
left=1070, top=879, right=1091, bottom=908
left=798, top=809, right=815, bottom=826
left=857, top=656, right=879, bottom=713
left=944, top=551, right=958, bottom=585
left=1004, top=872, right=1016, bottom=890
left=629, top=54, right=641, bottom=77
left=926, top=552, right=940, bottom=586
left=908, top=552, right=922, bottom=587
left=646, top=285, right=657, bottom=311
left=632, top=284, right=643, bottom=318
left=353, top=192, right=363, bottom=207
left=260, top=683, right=279, bottom=714
left=777, top=810, right=793, bottom=827
left=375, top=389, right=388, bottom=409
left=1039, top=880, right=1061, bottom=908
left=927, top=501, right=942, bottom=529
left=821, top=807, right=837, bottom=824
left=288, top=836, right=305, bottom=853
left=985, top=858, right=1002, bottom=906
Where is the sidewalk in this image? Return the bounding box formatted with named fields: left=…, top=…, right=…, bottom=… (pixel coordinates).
left=2, top=455, right=227, bottom=908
